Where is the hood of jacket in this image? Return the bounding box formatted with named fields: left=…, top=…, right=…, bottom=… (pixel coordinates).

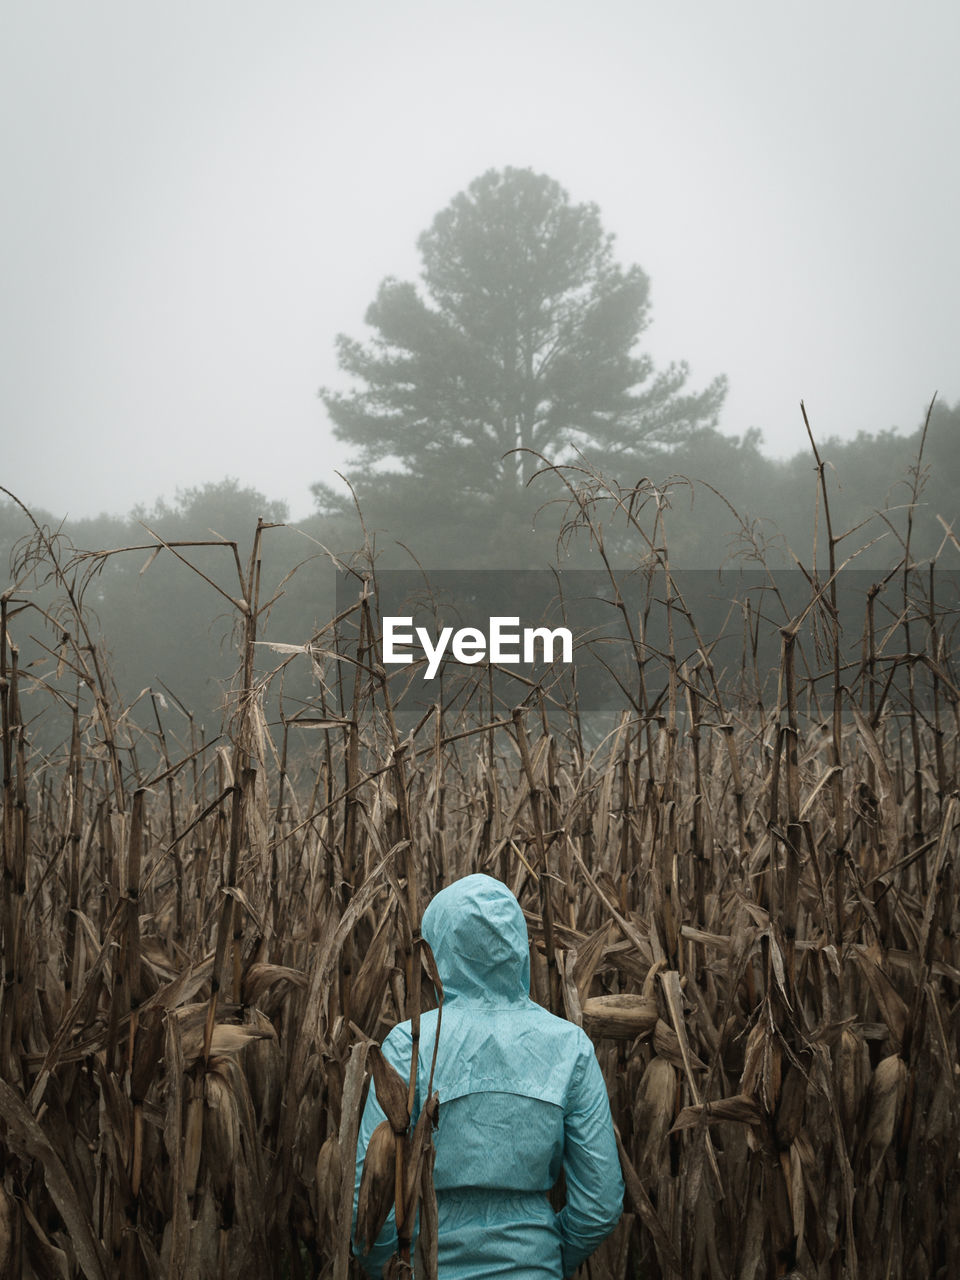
left=421, top=873, right=530, bottom=1004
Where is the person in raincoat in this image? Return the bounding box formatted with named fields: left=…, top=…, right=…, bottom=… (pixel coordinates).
left=353, top=872, right=624, bottom=1278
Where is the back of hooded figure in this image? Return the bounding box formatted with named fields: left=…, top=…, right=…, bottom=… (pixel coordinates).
left=353, top=873, right=623, bottom=1279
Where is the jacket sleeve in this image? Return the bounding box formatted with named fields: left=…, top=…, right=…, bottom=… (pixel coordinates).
left=352, top=1022, right=415, bottom=1278
left=557, top=1035, right=624, bottom=1277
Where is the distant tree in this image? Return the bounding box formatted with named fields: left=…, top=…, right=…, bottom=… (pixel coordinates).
left=313, top=167, right=726, bottom=555
left=1, top=480, right=334, bottom=765
left=761, top=405, right=954, bottom=568
left=641, top=425, right=782, bottom=565
left=131, top=477, right=288, bottom=548
left=51, top=480, right=296, bottom=739
left=919, top=400, right=960, bottom=553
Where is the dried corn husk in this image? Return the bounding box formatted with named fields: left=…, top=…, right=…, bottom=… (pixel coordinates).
left=581, top=993, right=658, bottom=1039
left=356, top=1121, right=397, bottom=1257
left=862, top=1053, right=907, bottom=1184
left=369, top=1045, right=410, bottom=1134
left=653, top=1017, right=705, bottom=1070
left=672, top=1092, right=763, bottom=1132
left=634, top=1056, right=676, bottom=1173
left=834, top=1026, right=870, bottom=1142
left=774, top=1062, right=808, bottom=1147
left=315, top=1134, right=342, bottom=1242
left=203, top=1068, right=241, bottom=1199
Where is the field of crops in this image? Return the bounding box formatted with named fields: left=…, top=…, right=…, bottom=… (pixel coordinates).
left=0, top=485, right=958, bottom=1279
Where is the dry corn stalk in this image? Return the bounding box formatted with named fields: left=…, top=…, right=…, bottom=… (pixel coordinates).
left=1, top=486, right=958, bottom=1278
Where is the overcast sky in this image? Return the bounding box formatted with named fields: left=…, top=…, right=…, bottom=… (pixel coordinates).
left=2, top=0, right=958, bottom=523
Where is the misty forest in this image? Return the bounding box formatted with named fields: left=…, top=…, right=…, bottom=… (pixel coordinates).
left=1, top=168, right=959, bottom=1278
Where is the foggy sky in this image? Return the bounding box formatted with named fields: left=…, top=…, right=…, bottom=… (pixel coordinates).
left=2, top=0, right=958, bottom=523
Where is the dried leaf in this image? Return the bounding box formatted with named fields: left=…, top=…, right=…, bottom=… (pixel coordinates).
left=672, top=1092, right=763, bottom=1132
left=369, top=1044, right=411, bottom=1134
left=355, top=1121, right=397, bottom=1257
left=0, top=1080, right=108, bottom=1280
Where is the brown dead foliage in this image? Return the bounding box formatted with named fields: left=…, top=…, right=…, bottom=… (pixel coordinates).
left=1, top=479, right=959, bottom=1278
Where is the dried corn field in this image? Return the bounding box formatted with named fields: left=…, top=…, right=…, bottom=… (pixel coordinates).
left=1, top=482, right=959, bottom=1280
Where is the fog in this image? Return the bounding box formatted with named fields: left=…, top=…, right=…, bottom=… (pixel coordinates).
left=2, top=0, right=958, bottom=521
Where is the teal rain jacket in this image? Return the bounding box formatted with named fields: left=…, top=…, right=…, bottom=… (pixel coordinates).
left=353, top=873, right=624, bottom=1278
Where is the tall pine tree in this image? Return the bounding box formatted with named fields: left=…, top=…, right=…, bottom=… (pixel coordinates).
left=314, top=167, right=726, bottom=562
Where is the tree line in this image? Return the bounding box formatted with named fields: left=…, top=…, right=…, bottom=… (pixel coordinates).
left=2, top=168, right=957, bottom=742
